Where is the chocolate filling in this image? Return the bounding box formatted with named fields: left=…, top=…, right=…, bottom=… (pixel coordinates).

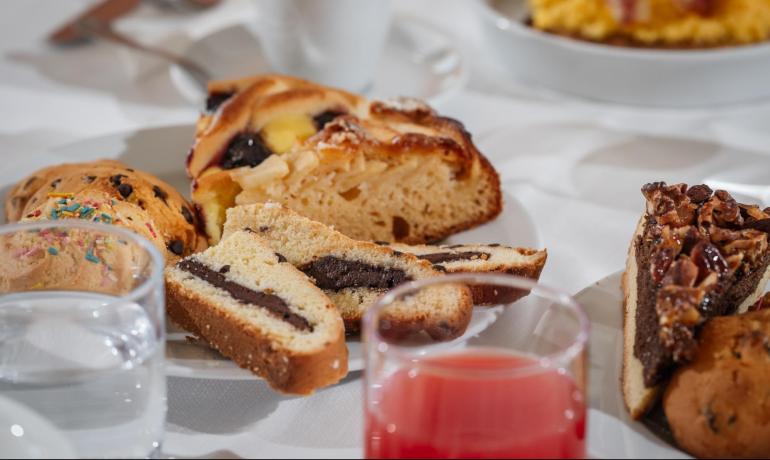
left=417, top=251, right=489, bottom=264
left=205, top=91, right=234, bottom=112
left=177, top=259, right=312, bottom=332
left=635, top=218, right=677, bottom=386
left=220, top=132, right=273, bottom=170
left=299, top=256, right=411, bottom=291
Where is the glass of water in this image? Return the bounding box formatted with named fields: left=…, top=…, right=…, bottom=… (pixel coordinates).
left=0, top=220, right=166, bottom=458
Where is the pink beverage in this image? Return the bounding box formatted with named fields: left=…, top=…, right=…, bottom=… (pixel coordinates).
left=366, top=350, right=586, bottom=459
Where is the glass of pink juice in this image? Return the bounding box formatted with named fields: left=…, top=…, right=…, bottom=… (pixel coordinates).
left=363, top=274, right=589, bottom=459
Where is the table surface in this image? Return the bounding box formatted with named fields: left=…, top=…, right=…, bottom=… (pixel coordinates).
left=2, top=0, right=770, bottom=458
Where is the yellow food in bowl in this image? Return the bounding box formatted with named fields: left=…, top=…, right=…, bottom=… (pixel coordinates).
left=529, top=0, right=770, bottom=47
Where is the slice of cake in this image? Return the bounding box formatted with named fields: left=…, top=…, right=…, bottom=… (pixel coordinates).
left=187, top=74, right=502, bottom=244
left=622, top=182, right=770, bottom=419
left=165, top=230, right=347, bottom=395
left=383, top=242, right=547, bottom=305
left=223, top=203, right=474, bottom=339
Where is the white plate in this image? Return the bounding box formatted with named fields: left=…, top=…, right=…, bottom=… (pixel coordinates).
left=166, top=306, right=506, bottom=380
left=166, top=183, right=537, bottom=380
left=477, top=0, right=770, bottom=107
left=2, top=125, right=540, bottom=381
left=575, top=271, right=690, bottom=459
left=170, top=16, right=468, bottom=107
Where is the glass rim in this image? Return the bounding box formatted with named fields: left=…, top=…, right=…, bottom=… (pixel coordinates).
left=0, top=220, right=165, bottom=304
left=363, top=273, right=589, bottom=379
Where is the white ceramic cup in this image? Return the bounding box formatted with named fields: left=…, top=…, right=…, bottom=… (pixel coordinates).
left=255, top=0, right=392, bottom=92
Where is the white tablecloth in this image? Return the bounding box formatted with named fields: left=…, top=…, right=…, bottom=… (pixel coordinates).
left=3, top=0, right=770, bottom=458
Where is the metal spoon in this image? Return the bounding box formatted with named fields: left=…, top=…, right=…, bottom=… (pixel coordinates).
left=49, top=0, right=211, bottom=93
left=75, top=17, right=211, bottom=91
left=150, top=0, right=222, bottom=12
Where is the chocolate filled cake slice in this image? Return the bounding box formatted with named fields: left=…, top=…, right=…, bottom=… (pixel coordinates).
left=165, top=230, right=347, bottom=395
left=384, top=242, right=547, bottom=305
left=222, top=203, right=473, bottom=339
left=623, top=182, right=770, bottom=419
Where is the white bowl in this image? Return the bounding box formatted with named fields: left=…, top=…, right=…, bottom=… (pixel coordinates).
left=477, top=0, right=770, bottom=107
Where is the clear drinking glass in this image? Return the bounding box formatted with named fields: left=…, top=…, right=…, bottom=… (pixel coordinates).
left=0, top=221, right=166, bottom=458
left=364, top=274, right=589, bottom=459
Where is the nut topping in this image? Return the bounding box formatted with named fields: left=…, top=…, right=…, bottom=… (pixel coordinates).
left=642, top=182, right=696, bottom=227
left=690, top=240, right=728, bottom=282
left=642, top=182, right=770, bottom=364
left=685, top=184, right=712, bottom=203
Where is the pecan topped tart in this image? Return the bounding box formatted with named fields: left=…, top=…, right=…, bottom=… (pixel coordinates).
left=622, top=182, right=770, bottom=419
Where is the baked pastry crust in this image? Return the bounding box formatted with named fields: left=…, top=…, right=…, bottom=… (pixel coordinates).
left=166, top=230, right=348, bottom=394
left=385, top=242, right=547, bottom=305
left=622, top=217, right=662, bottom=420
left=166, top=289, right=347, bottom=394
left=5, top=160, right=207, bottom=264
left=187, top=74, right=502, bottom=244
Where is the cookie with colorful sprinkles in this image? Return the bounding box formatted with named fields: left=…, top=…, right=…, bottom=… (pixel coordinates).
left=4, top=159, right=207, bottom=264
left=0, top=225, right=143, bottom=295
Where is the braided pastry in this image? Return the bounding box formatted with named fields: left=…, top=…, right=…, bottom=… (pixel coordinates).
left=187, top=74, right=502, bottom=244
